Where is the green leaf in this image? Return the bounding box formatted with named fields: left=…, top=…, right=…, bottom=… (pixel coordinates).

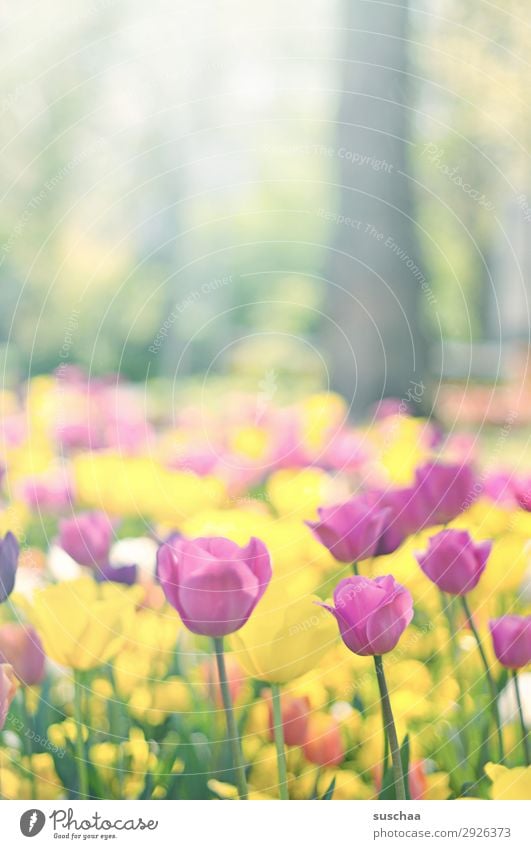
left=320, top=776, right=336, bottom=800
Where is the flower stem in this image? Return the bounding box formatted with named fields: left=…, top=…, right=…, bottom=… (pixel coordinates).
left=20, top=689, right=38, bottom=799
left=73, top=670, right=89, bottom=799
left=460, top=596, right=504, bottom=763
left=213, top=637, right=248, bottom=800
left=512, top=670, right=530, bottom=766
left=440, top=591, right=466, bottom=708
left=351, top=561, right=359, bottom=576
left=270, top=683, right=289, bottom=799
left=374, top=654, right=406, bottom=800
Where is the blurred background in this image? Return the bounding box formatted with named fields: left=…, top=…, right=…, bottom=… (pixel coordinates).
left=0, top=0, right=530, bottom=418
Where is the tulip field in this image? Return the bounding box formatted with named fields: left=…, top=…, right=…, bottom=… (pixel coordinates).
left=0, top=370, right=530, bottom=801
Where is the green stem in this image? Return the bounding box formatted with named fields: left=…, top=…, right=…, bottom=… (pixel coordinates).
left=20, top=689, right=38, bottom=799
left=213, top=637, right=248, bottom=800
left=440, top=591, right=466, bottom=708
left=461, top=596, right=504, bottom=763
left=512, top=670, right=530, bottom=766
left=73, top=670, right=89, bottom=799
left=351, top=561, right=359, bottom=576
left=374, top=655, right=406, bottom=800
left=270, top=683, right=289, bottom=800
left=382, top=719, right=389, bottom=772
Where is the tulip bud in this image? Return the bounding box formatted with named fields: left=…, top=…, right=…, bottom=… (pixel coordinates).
left=416, top=529, right=491, bottom=596
left=58, top=512, right=113, bottom=567
left=319, top=575, right=413, bottom=656
left=0, top=532, right=19, bottom=603
left=303, top=713, right=344, bottom=767
left=157, top=536, right=271, bottom=637
left=264, top=690, right=310, bottom=747
left=0, top=663, right=18, bottom=730
left=489, top=616, right=531, bottom=669
left=306, top=498, right=389, bottom=563
left=0, top=624, right=46, bottom=686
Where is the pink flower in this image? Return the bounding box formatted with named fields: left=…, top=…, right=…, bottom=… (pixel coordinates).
left=319, top=575, right=413, bottom=656
left=489, top=616, right=531, bottom=669
left=58, top=512, right=113, bottom=567
left=416, top=529, right=491, bottom=596
left=414, top=460, right=477, bottom=525
left=306, top=497, right=389, bottom=563
left=0, top=663, right=18, bottom=730
left=514, top=478, right=531, bottom=512
left=157, top=536, right=272, bottom=637
left=367, top=487, right=425, bottom=555
left=0, top=624, right=45, bottom=686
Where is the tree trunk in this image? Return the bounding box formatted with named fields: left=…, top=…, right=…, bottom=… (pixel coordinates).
left=323, top=0, right=427, bottom=413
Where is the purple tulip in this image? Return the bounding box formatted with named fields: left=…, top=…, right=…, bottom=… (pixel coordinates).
left=414, top=460, right=477, bottom=526
left=0, top=532, right=19, bottom=603
left=306, top=497, right=390, bottom=563
left=416, top=529, right=491, bottom=596
left=319, top=574, right=413, bottom=656
left=157, top=536, right=272, bottom=637
left=368, top=487, right=426, bottom=555
left=58, top=512, right=113, bottom=567
left=489, top=616, right=531, bottom=669
left=97, top=562, right=138, bottom=586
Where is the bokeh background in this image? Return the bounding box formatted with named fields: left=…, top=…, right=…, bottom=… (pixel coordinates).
left=1, top=0, right=530, bottom=418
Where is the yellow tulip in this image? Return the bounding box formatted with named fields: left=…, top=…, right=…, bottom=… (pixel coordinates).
left=15, top=577, right=142, bottom=670
left=485, top=762, right=531, bottom=800
left=129, top=678, right=192, bottom=725
left=232, top=588, right=336, bottom=683
left=318, top=768, right=373, bottom=800
left=424, top=771, right=451, bottom=800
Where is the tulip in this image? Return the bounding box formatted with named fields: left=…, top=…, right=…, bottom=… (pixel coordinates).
left=489, top=616, right=531, bottom=670
left=417, top=531, right=502, bottom=760
left=58, top=512, right=113, bottom=568
left=264, top=689, right=311, bottom=800
left=15, top=576, right=141, bottom=670
left=416, top=529, right=491, bottom=596
left=97, top=562, right=137, bottom=586
left=157, top=536, right=271, bottom=638
left=514, top=478, right=531, bottom=512
left=320, top=575, right=413, bottom=800
left=485, top=763, right=531, bottom=800
left=202, top=656, right=246, bottom=709
left=302, top=714, right=344, bottom=767
left=0, top=624, right=45, bottom=686
left=234, top=586, right=334, bottom=801
left=265, top=691, right=310, bottom=748
left=306, top=497, right=389, bottom=564
left=0, top=624, right=45, bottom=797
left=490, top=616, right=531, bottom=765
left=0, top=532, right=19, bottom=603
left=0, top=663, right=18, bottom=730
left=319, top=575, right=413, bottom=657
left=365, top=488, right=423, bottom=556
left=414, top=460, right=476, bottom=525
left=159, top=535, right=271, bottom=801
left=16, top=577, right=142, bottom=799
left=233, top=590, right=336, bottom=684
